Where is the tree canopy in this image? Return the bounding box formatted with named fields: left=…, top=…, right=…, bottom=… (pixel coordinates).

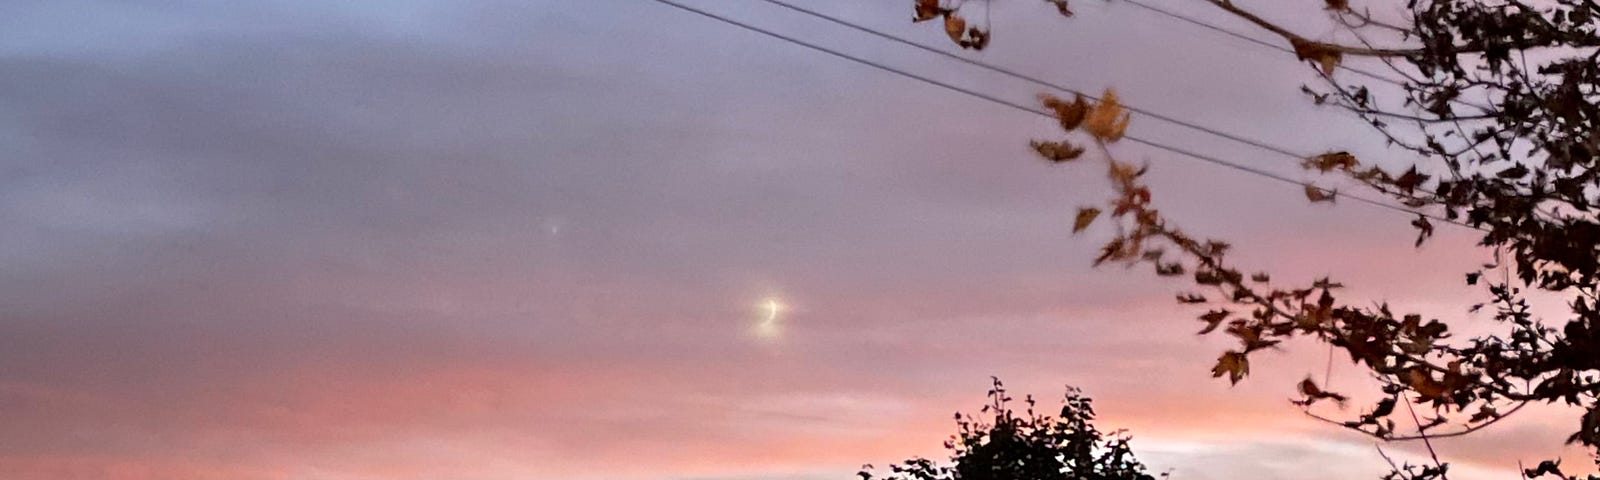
left=861, top=378, right=1160, bottom=480
left=908, top=0, right=1600, bottom=478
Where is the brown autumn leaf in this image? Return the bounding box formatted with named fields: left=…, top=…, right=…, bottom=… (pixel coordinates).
left=1305, top=151, right=1360, bottom=172
left=1045, top=0, right=1074, bottom=16
left=1107, top=159, right=1140, bottom=185
left=1299, top=377, right=1322, bottom=396
left=1297, top=377, right=1349, bottom=404
left=1198, top=309, right=1230, bottom=334
left=1040, top=93, right=1089, bottom=131
left=1073, top=207, right=1101, bottom=233
left=1212, top=351, right=1250, bottom=384
left=1324, top=0, right=1349, bottom=11
left=1468, top=405, right=1500, bottom=423
left=1299, top=377, right=1350, bottom=400
left=963, top=27, right=990, bottom=50
left=1411, top=214, right=1434, bottom=247
left=1038, top=93, right=1067, bottom=110
left=1304, top=184, right=1337, bottom=203
left=1093, top=237, right=1127, bottom=266
left=1406, top=368, right=1448, bottom=400
left=1084, top=89, right=1132, bottom=142
left=913, top=0, right=942, bottom=22
left=1031, top=140, right=1085, bottom=162
left=1394, top=166, right=1428, bottom=193
left=944, top=14, right=966, bottom=45
left=1291, top=38, right=1343, bottom=75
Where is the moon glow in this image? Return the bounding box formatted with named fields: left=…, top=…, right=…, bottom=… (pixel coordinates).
left=755, top=297, right=784, bottom=339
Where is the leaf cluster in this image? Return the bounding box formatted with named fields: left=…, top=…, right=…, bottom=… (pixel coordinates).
left=860, top=378, right=1162, bottom=480
left=913, top=0, right=1600, bottom=476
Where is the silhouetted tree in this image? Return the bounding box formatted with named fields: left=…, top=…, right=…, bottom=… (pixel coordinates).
left=908, top=1, right=1600, bottom=478
left=861, top=378, right=1160, bottom=480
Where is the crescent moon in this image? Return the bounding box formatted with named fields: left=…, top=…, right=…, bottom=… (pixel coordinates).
left=761, top=299, right=782, bottom=325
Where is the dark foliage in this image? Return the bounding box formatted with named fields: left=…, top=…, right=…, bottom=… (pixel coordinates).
left=910, top=0, right=1600, bottom=478
left=860, top=378, right=1160, bottom=480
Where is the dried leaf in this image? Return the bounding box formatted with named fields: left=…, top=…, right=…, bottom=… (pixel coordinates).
left=1498, top=163, right=1529, bottom=179
left=1371, top=397, right=1396, bottom=418
left=1198, top=309, right=1230, bottom=334
left=1317, top=55, right=1340, bottom=75
left=1304, top=184, right=1337, bottom=203
left=944, top=14, right=966, bottom=45
left=1411, top=215, right=1434, bottom=247
left=1040, top=93, right=1090, bottom=131
left=1108, top=159, right=1140, bottom=184
left=1291, top=38, right=1343, bottom=75
left=1297, top=377, right=1348, bottom=405
left=1031, top=140, right=1085, bottom=162
left=1093, top=238, right=1126, bottom=266
left=1406, top=369, right=1448, bottom=400
left=1394, top=166, right=1428, bottom=193
left=1084, top=89, right=1132, bottom=142
left=913, top=0, right=943, bottom=21
left=963, top=27, right=989, bottom=50
left=1324, top=0, right=1349, bottom=10
left=1212, top=351, right=1250, bottom=384
left=1299, top=377, right=1322, bottom=396
left=1073, top=207, right=1101, bottom=233
left=1305, top=151, right=1359, bottom=172
left=1468, top=405, right=1499, bottom=423
left=1044, top=0, right=1074, bottom=16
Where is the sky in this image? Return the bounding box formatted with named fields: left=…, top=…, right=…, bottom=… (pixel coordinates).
left=0, top=1, right=1594, bottom=479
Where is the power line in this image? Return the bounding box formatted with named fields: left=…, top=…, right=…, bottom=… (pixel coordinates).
left=644, top=0, right=1474, bottom=231
left=760, top=0, right=1493, bottom=196
left=1116, top=0, right=1491, bottom=112
left=1125, top=0, right=1288, bottom=54
left=753, top=0, right=1477, bottom=232
left=1119, top=0, right=1404, bottom=86
left=759, top=0, right=1306, bottom=161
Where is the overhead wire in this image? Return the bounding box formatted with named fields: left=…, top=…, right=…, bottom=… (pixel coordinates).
left=1118, top=0, right=1406, bottom=87
left=759, top=0, right=1306, bottom=160
left=1117, top=0, right=1493, bottom=112
left=645, top=0, right=1477, bottom=231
